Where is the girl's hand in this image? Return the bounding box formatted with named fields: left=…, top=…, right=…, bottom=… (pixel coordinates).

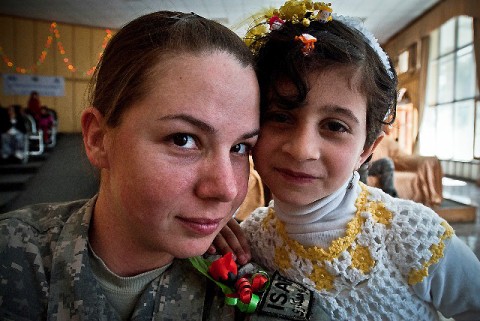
left=207, top=218, right=251, bottom=265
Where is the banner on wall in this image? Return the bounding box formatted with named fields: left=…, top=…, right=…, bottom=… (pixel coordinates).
left=2, top=74, right=65, bottom=96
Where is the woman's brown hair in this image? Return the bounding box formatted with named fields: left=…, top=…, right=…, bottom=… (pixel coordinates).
left=88, top=11, right=254, bottom=127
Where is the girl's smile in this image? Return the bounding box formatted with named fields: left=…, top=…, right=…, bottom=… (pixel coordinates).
left=275, top=167, right=320, bottom=184
left=254, top=66, right=376, bottom=207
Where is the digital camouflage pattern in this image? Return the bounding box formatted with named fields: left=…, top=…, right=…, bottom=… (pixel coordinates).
left=0, top=198, right=236, bottom=320
left=0, top=198, right=330, bottom=321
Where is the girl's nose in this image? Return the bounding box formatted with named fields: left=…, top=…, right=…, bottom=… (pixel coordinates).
left=282, top=126, right=320, bottom=161
left=195, top=155, right=238, bottom=202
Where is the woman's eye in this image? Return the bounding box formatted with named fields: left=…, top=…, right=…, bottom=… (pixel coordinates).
left=324, top=121, right=348, bottom=133
left=231, top=143, right=251, bottom=155
left=171, top=133, right=197, bottom=149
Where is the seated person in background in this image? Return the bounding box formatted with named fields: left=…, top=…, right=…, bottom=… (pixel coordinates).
left=1, top=105, right=27, bottom=162
left=358, top=154, right=398, bottom=197
left=38, top=105, right=54, bottom=144
left=26, top=90, right=41, bottom=122
left=0, top=104, right=8, bottom=130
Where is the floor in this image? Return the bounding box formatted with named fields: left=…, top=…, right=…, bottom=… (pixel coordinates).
left=442, top=177, right=480, bottom=259
left=0, top=133, right=98, bottom=213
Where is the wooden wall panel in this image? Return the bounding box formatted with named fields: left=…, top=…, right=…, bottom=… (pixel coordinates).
left=0, top=17, right=16, bottom=106
left=56, top=80, right=74, bottom=132
left=0, top=82, right=16, bottom=106
left=41, top=95, right=56, bottom=111
left=15, top=19, right=35, bottom=74
left=0, top=14, right=116, bottom=132
left=0, top=16, right=15, bottom=75
left=35, top=21, right=56, bottom=75
left=73, top=81, right=89, bottom=132
left=54, top=23, right=73, bottom=78
left=74, top=26, right=92, bottom=81
left=91, top=28, right=108, bottom=75
left=384, top=0, right=480, bottom=57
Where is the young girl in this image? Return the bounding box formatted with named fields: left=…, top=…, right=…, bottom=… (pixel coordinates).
left=218, top=1, right=480, bottom=320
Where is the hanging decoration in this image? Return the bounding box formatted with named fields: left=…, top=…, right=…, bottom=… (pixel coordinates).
left=0, top=22, right=112, bottom=75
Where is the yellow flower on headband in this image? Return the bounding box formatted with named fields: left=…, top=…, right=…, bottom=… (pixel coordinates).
left=242, top=0, right=393, bottom=79
left=244, top=0, right=333, bottom=50
left=276, top=1, right=310, bottom=24
left=271, top=1, right=333, bottom=24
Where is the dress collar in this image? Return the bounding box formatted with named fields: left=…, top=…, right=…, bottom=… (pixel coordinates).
left=272, top=172, right=362, bottom=246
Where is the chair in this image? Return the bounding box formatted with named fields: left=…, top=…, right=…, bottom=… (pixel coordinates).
left=24, top=114, right=45, bottom=156
left=367, top=136, right=443, bottom=207
left=45, top=108, right=58, bottom=148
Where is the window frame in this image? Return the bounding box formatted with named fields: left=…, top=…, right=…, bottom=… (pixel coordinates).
left=422, top=15, right=479, bottom=160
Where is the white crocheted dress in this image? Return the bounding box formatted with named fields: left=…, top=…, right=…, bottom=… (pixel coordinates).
left=241, top=184, right=454, bottom=321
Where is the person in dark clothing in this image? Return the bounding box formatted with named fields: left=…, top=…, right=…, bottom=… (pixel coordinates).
left=358, top=154, right=398, bottom=197
left=1, top=105, right=27, bottom=162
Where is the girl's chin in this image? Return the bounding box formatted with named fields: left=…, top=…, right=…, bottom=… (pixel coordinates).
left=273, top=192, right=319, bottom=207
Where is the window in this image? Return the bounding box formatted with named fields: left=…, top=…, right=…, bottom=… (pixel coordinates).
left=397, top=50, right=410, bottom=74
left=395, top=43, right=417, bottom=75
left=420, top=16, right=479, bottom=161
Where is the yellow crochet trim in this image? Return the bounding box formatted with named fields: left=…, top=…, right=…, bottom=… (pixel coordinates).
left=311, top=265, right=335, bottom=290
left=268, top=184, right=393, bottom=290
left=350, top=245, right=375, bottom=273
left=355, top=183, right=392, bottom=227
left=274, top=243, right=293, bottom=271
left=408, top=221, right=454, bottom=285
left=273, top=191, right=366, bottom=262
left=367, top=201, right=392, bottom=227
left=272, top=206, right=363, bottom=263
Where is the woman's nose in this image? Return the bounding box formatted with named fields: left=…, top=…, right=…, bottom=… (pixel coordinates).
left=195, top=155, right=238, bottom=202
left=282, top=126, right=320, bottom=161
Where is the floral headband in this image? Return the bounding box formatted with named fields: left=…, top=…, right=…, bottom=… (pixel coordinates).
left=244, top=0, right=394, bottom=79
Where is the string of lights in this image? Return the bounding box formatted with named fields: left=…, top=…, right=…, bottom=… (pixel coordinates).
left=0, top=22, right=112, bottom=75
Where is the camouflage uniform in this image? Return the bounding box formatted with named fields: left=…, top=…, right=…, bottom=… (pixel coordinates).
left=0, top=198, right=330, bottom=321
left=0, top=198, right=233, bottom=320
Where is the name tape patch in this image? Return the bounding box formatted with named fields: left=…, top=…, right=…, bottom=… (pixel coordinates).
left=258, top=271, right=313, bottom=320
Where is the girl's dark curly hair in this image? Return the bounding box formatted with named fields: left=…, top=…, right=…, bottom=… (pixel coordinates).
left=251, top=19, right=397, bottom=147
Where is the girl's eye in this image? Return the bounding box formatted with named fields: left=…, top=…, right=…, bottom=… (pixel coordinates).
left=231, top=143, right=251, bottom=155
left=264, top=111, right=291, bottom=124
left=324, top=121, right=348, bottom=133
left=172, top=133, right=197, bottom=149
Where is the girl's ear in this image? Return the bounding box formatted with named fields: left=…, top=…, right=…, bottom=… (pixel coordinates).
left=81, top=107, right=109, bottom=169
left=356, top=132, right=385, bottom=170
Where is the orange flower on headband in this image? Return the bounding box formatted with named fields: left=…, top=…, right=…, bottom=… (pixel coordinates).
left=295, top=33, right=317, bottom=55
